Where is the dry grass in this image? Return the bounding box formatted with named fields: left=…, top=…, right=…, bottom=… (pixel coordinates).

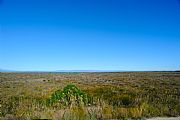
left=0, top=72, right=180, bottom=119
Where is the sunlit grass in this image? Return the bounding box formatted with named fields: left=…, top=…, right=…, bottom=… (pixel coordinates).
left=0, top=72, right=179, bottom=119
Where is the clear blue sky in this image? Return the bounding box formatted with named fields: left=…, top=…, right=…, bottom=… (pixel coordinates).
left=0, top=0, right=180, bottom=71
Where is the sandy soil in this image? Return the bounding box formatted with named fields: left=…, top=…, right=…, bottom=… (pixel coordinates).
left=147, top=117, right=180, bottom=120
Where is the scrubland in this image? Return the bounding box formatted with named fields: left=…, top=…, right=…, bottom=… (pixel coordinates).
left=0, top=72, right=180, bottom=119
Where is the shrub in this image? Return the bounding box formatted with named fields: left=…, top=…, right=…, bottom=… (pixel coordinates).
left=46, top=84, right=91, bottom=107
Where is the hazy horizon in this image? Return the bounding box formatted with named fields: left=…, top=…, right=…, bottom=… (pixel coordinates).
left=0, top=0, right=180, bottom=71
left=0, top=68, right=179, bottom=72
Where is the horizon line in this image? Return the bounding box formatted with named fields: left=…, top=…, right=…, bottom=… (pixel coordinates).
left=0, top=68, right=179, bottom=73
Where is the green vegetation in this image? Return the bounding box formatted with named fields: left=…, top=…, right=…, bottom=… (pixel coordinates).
left=46, top=84, right=91, bottom=106
left=0, top=72, right=180, bottom=119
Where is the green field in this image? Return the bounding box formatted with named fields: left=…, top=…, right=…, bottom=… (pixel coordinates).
left=0, top=72, right=180, bottom=119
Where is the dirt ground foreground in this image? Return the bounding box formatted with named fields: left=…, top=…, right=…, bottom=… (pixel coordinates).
left=147, top=117, right=180, bottom=120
